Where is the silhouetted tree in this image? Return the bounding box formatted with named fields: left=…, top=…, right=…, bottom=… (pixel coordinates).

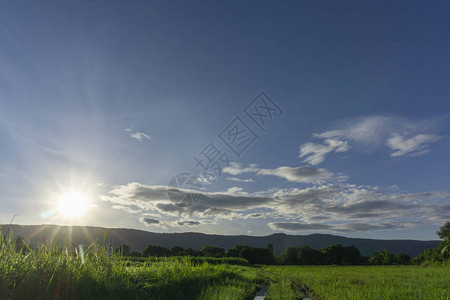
left=342, top=245, right=362, bottom=265
left=201, top=246, right=225, bottom=257
left=180, top=247, right=199, bottom=256
left=370, top=249, right=395, bottom=265
left=297, top=247, right=324, bottom=265
left=143, top=244, right=170, bottom=257
left=130, top=251, right=142, bottom=257
left=115, top=244, right=130, bottom=256
left=322, top=244, right=345, bottom=265
left=14, top=236, right=26, bottom=253
left=280, top=247, right=301, bottom=265
left=226, top=245, right=246, bottom=258
left=171, top=246, right=185, bottom=256
left=395, top=253, right=411, bottom=265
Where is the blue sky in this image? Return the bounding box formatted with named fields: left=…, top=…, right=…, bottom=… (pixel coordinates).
left=1, top=1, right=449, bottom=239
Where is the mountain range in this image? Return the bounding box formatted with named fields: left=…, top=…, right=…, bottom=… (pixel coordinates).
left=1, top=224, right=439, bottom=257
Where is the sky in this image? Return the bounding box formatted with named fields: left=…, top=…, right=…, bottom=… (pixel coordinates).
left=0, top=1, right=449, bottom=240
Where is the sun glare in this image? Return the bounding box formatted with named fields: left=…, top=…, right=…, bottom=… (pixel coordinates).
left=57, top=191, right=89, bottom=218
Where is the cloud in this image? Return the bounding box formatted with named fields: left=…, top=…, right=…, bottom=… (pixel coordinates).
left=102, top=181, right=450, bottom=233
left=125, top=128, right=151, bottom=141
left=139, top=216, right=212, bottom=228
left=268, top=221, right=415, bottom=232
left=223, top=163, right=259, bottom=175
left=223, top=162, right=332, bottom=183
left=139, top=217, right=160, bottom=225
left=111, top=205, right=141, bottom=214
left=387, top=134, right=441, bottom=157
left=101, top=182, right=273, bottom=218
left=226, top=177, right=254, bottom=183
left=177, top=220, right=201, bottom=226
left=299, top=115, right=444, bottom=164
left=299, top=139, right=350, bottom=165
left=258, top=166, right=332, bottom=183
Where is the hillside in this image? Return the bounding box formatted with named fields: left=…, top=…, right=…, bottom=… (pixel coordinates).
left=1, top=224, right=439, bottom=257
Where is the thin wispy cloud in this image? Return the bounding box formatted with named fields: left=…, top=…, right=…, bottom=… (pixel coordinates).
left=387, top=134, right=441, bottom=157
left=299, top=115, right=444, bottom=164
left=226, top=177, right=255, bottom=183
left=299, top=139, right=349, bottom=165
left=125, top=128, right=151, bottom=142
left=223, top=162, right=332, bottom=183
left=139, top=216, right=212, bottom=228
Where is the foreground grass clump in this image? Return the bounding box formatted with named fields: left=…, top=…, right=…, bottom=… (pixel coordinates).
left=0, top=236, right=260, bottom=299
left=262, top=265, right=450, bottom=300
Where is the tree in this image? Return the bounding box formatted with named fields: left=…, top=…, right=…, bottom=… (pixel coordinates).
left=115, top=244, right=130, bottom=256
left=322, top=244, right=344, bottom=265
left=130, top=251, right=142, bottom=257
left=226, top=245, right=275, bottom=264
left=438, top=239, right=450, bottom=260
left=370, top=249, right=395, bottom=265
left=281, top=247, right=301, bottom=265
left=14, top=236, right=26, bottom=253
left=171, top=246, right=185, bottom=256
left=180, top=247, right=199, bottom=256
left=226, top=245, right=246, bottom=258
left=342, top=245, right=362, bottom=265
left=143, top=244, right=170, bottom=257
left=395, top=253, right=411, bottom=265
left=437, top=221, right=450, bottom=260
left=201, top=246, right=225, bottom=258
left=297, top=247, right=324, bottom=265
left=436, top=222, right=450, bottom=240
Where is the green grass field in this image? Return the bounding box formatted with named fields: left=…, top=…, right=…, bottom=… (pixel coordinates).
left=262, top=265, right=450, bottom=300
left=1, top=239, right=449, bottom=299
left=0, top=240, right=260, bottom=299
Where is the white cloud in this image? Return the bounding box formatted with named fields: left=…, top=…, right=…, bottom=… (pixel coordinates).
left=130, top=132, right=151, bottom=141
left=102, top=181, right=450, bottom=233
left=299, top=139, right=349, bottom=165
left=299, top=115, right=443, bottom=164
left=226, top=177, right=255, bottom=183
left=223, top=162, right=332, bottom=183
left=387, top=134, right=441, bottom=157
left=125, top=128, right=151, bottom=141
left=222, top=163, right=259, bottom=175
left=257, top=166, right=332, bottom=183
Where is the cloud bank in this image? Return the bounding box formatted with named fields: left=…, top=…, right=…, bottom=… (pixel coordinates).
left=102, top=181, right=450, bottom=233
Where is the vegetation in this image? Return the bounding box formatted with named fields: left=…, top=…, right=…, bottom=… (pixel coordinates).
left=0, top=234, right=260, bottom=299
left=1, top=222, right=449, bottom=299
left=262, top=265, right=450, bottom=300
left=104, top=221, right=450, bottom=267
left=120, top=256, right=250, bottom=266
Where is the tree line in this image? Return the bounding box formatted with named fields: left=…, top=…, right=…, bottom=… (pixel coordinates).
left=115, top=221, right=450, bottom=266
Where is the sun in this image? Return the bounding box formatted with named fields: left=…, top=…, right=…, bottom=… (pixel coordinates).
left=57, top=191, right=89, bottom=218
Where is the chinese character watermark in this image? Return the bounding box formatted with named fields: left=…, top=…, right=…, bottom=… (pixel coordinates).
left=168, top=91, right=283, bottom=206
left=167, top=173, right=203, bottom=207
left=219, top=117, right=258, bottom=157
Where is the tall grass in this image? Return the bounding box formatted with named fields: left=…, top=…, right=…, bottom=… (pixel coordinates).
left=0, top=234, right=260, bottom=299
left=122, top=256, right=249, bottom=266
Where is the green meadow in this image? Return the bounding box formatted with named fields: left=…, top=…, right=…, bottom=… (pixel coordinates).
left=1, top=238, right=449, bottom=299
left=261, top=265, right=450, bottom=300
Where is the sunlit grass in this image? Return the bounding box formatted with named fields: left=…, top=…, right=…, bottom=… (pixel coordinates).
left=0, top=233, right=260, bottom=299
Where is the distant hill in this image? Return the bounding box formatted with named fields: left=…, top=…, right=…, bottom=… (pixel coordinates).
left=1, top=224, right=439, bottom=257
